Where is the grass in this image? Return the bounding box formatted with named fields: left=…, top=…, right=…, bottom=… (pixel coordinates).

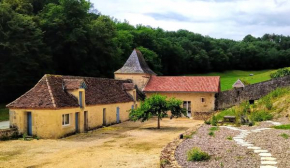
left=280, top=133, right=289, bottom=139
left=209, top=126, right=219, bottom=131
left=0, top=104, right=9, bottom=122
left=273, top=124, right=290, bottom=130
left=187, top=147, right=210, bottom=161
left=187, top=69, right=275, bottom=91
left=227, top=136, right=233, bottom=140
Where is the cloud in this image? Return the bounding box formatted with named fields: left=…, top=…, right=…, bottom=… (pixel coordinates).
left=90, top=0, right=290, bottom=40
left=145, top=12, right=191, bottom=22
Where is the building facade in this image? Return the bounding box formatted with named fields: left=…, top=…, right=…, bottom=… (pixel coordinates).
left=7, top=75, right=137, bottom=138
left=7, top=49, right=220, bottom=138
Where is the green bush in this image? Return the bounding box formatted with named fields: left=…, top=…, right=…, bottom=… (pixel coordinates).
left=208, top=131, right=215, bottom=136
left=211, top=115, right=218, bottom=126
left=250, top=111, right=273, bottom=122
left=270, top=68, right=290, bottom=78
left=227, top=136, right=233, bottom=140
left=187, top=147, right=210, bottom=161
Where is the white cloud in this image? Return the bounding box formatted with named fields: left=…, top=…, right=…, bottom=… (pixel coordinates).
left=90, top=0, right=290, bottom=40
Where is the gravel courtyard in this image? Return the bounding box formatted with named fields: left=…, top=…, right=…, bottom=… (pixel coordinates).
left=175, top=118, right=290, bottom=168
left=0, top=118, right=202, bottom=168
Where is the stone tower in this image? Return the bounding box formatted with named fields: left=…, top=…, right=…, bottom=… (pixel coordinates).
left=114, top=49, right=156, bottom=90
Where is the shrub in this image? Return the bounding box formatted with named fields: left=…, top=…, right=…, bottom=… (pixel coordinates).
left=187, top=147, right=210, bottom=161
left=250, top=111, right=273, bottom=122
left=208, top=131, right=215, bottom=136
left=227, top=136, right=233, bottom=140
left=270, top=68, right=290, bottom=79
left=204, top=120, right=211, bottom=125
left=211, top=115, right=218, bottom=126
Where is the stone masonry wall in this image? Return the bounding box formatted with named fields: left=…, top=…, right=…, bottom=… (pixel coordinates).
left=0, top=128, right=18, bottom=140
left=215, top=75, right=290, bottom=110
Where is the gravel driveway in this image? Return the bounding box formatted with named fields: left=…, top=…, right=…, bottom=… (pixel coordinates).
left=0, top=118, right=202, bottom=168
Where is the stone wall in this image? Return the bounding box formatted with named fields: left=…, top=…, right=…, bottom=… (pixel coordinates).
left=215, top=75, right=290, bottom=110
left=0, top=128, right=18, bottom=140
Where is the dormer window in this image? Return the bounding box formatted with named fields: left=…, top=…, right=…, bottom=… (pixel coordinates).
left=79, top=91, right=83, bottom=108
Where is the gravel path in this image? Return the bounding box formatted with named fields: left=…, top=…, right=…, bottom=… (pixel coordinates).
left=175, top=119, right=290, bottom=168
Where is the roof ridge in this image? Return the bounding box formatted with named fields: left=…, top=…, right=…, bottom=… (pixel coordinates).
left=45, top=75, right=56, bottom=108
left=6, top=75, right=47, bottom=107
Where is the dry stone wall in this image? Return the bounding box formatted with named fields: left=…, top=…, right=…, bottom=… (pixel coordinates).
left=215, top=75, right=290, bottom=110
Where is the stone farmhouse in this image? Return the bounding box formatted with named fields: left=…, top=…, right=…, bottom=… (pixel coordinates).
left=7, top=49, right=220, bottom=138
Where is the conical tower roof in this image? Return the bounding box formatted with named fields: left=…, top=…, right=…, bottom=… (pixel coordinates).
left=115, top=49, right=156, bottom=75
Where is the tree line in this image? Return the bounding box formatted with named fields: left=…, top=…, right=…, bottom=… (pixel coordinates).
left=1, top=0, right=290, bottom=103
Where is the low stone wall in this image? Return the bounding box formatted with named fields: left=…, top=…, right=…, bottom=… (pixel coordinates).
left=0, top=128, right=18, bottom=140
left=215, top=75, right=290, bottom=110
left=160, top=124, right=201, bottom=168
left=193, top=112, right=214, bottom=120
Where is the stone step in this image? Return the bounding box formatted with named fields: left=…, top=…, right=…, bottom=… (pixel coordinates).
left=254, top=150, right=268, bottom=153
left=261, top=161, right=277, bottom=165
left=261, top=157, right=277, bottom=161
left=260, top=166, right=277, bottom=168
left=248, top=146, right=261, bottom=150
left=259, top=153, right=272, bottom=157
left=241, top=143, right=253, bottom=147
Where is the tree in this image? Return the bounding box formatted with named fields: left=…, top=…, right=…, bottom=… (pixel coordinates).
left=129, top=94, right=186, bottom=129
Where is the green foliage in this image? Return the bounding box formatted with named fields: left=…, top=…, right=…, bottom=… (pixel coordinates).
left=187, top=147, right=210, bottom=161
left=270, top=67, right=290, bottom=78
left=209, top=126, right=219, bottom=131
left=227, top=136, right=233, bottom=140
left=215, top=108, right=236, bottom=121
left=249, top=111, right=273, bottom=122
left=129, top=94, right=185, bottom=129
left=273, top=124, right=290, bottom=130
left=208, top=131, right=215, bottom=137
left=0, top=104, right=9, bottom=121
left=211, top=115, right=218, bottom=126
left=280, top=133, right=289, bottom=139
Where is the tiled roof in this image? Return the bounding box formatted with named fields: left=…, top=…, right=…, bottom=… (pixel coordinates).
left=7, top=75, right=134, bottom=109
left=63, top=79, right=85, bottom=90
left=114, top=49, right=156, bottom=75
left=122, top=83, right=134, bottom=91
left=143, top=76, right=220, bottom=92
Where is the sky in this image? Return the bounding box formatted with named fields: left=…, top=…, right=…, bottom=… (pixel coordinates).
left=90, top=0, right=290, bottom=40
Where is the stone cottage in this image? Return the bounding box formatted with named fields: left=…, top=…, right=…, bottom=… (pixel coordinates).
left=7, top=49, right=220, bottom=138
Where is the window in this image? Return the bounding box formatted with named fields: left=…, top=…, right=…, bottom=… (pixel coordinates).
left=62, top=114, right=70, bottom=126
left=201, top=98, right=205, bottom=103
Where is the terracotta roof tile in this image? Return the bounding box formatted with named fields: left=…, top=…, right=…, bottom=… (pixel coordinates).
left=143, top=76, right=220, bottom=92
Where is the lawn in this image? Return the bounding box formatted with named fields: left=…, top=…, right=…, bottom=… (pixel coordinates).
left=187, top=69, right=275, bottom=91
left=0, top=104, right=9, bottom=122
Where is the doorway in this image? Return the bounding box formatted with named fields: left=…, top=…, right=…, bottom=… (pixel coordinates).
left=103, top=108, right=106, bottom=126
left=75, top=112, right=80, bottom=133
left=116, top=107, right=120, bottom=123
left=27, top=112, right=32, bottom=136
left=84, top=111, right=88, bottom=131
left=183, top=101, right=191, bottom=117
